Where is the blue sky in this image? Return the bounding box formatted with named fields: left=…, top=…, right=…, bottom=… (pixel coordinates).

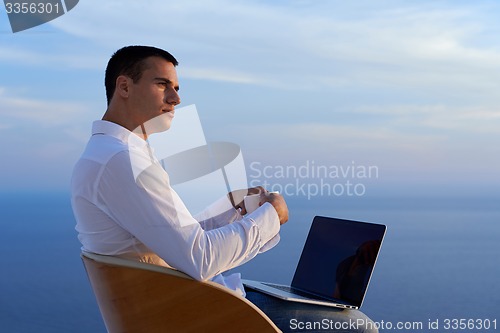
left=1, top=0, right=499, bottom=198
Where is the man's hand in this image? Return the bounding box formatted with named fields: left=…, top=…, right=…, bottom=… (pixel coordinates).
left=228, top=187, right=289, bottom=224
left=260, top=191, right=289, bottom=225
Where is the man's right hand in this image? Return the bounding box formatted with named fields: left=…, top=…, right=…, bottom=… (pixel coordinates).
left=261, top=192, right=289, bottom=225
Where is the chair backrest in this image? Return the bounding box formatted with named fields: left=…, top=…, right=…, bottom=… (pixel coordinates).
left=81, top=252, right=281, bottom=333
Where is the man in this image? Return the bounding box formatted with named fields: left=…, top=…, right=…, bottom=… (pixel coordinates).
left=71, top=45, right=377, bottom=332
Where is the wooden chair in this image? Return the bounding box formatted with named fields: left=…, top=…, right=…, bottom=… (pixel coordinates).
left=81, top=252, right=281, bottom=333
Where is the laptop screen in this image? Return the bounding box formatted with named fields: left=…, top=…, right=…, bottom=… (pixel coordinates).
left=291, top=216, right=386, bottom=307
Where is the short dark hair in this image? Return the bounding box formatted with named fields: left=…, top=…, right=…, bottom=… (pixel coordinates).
left=105, top=45, right=178, bottom=105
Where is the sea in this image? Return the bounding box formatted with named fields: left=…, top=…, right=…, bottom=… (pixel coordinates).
left=1, top=192, right=499, bottom=333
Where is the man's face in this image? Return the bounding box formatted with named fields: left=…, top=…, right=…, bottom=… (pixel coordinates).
left=127, top=56, right=180, bottom=135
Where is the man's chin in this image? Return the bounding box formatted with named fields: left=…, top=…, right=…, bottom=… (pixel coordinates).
left=157, top=121, right=172, bottom=133
left=139, top=114, right=173, bottom=136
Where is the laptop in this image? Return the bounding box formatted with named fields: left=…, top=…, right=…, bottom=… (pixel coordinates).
left=243, top=216, right=386, bottom=309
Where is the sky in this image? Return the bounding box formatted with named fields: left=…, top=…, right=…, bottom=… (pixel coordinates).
left=1, top=0, right=499, bottom=199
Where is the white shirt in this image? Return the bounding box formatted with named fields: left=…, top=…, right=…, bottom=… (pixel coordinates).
left=71, top=120, right=280, bottom=296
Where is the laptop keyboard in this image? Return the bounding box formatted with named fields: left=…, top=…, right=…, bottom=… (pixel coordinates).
left=263, top=283, right=293, bottom=292
left=262, top=283, right=318, bottom=299
left=259, top=282, right=356, bottom=308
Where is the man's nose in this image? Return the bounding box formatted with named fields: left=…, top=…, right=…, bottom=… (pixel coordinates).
left=166, top=89, right=181, bottom=106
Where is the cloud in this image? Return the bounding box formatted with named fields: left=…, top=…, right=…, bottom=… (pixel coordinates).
left=228, top=121, right=447, bottom=160
left=0, top=43, right=107, bottom=70
left=350, top=104, right=500, bottom=133
left=0, top=46, right=40, bottom=63
left=227, top=119, right=500, bottom=188
left=42, top=0, right=500, bottom=96
left=0, top=0, right=497, bottom=98
left=179, top=67, right=259, bottom=85
left=2, top=1, right=499, bottom=190
left=0, top=87, right=89, bottom=127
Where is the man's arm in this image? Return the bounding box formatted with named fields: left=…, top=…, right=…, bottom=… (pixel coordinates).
left=195, top=187, right=289, bottom=230
left=97, top=151, right=281, bottom=281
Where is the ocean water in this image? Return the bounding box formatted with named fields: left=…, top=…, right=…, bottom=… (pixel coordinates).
left=1, top=192, right=499, bottom=332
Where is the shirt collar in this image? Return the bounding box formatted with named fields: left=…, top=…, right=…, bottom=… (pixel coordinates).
left=92, top=120, right=148, bottom=149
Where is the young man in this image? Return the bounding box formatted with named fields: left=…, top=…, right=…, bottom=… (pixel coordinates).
left=72, top=44, right=286, bottom=290
left=71, top=45, right=377, bottom=332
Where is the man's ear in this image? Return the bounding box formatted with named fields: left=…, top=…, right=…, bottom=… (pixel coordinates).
left=115, top=75, right=131, bottom=99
